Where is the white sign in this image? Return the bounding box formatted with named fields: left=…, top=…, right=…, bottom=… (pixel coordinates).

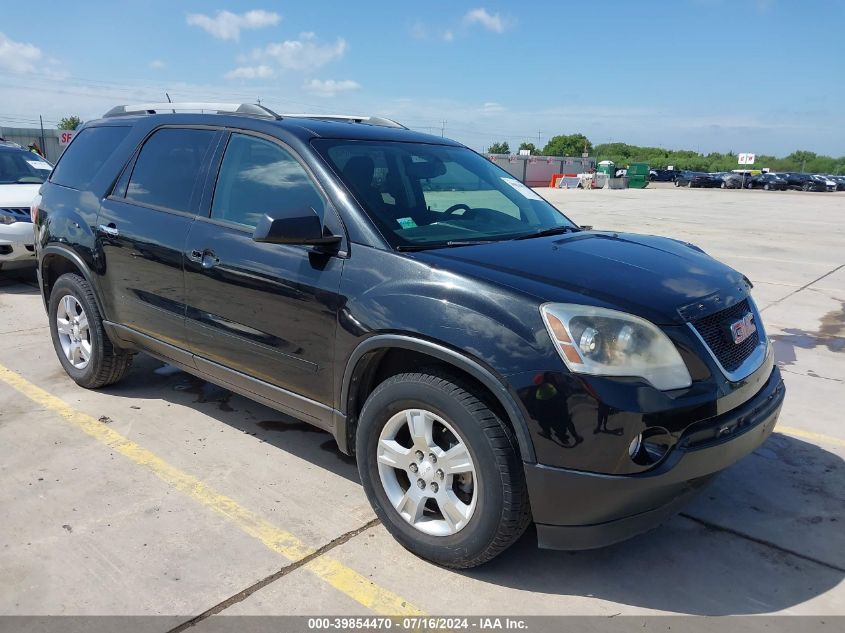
left=26, top=160, right=52, bottom=171
left=59, top=131, right=76, bottom=147
left=738, top=153, right=756, bottom=165
left=518, top=149, right=531, bottom=156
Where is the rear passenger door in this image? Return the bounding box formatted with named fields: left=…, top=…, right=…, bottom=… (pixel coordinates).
left=183, top=131, right=345, bottom=418
left=97, top=127, right=220, bottom=355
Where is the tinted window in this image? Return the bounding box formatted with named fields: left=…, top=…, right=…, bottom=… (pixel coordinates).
left=50, top=126, right=129, bottom=190
left=126, top=128, right=216, bottom=213
left=0, top=150, right=52, bottom=185
left=211, top=133, right=325, bottom=229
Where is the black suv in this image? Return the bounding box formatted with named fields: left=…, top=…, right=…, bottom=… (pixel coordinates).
left=34, top=103, right=784, bottom=568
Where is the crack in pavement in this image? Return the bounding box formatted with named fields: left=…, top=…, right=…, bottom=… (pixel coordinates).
left=167, top=518, right=382, bottom=632
left=761, top=263, right=845, bottom=312
left=679, top=513, right=844, bottom=574
left=779, top=367, right=844, bottom=383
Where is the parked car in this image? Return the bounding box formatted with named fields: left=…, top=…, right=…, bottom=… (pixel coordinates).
left=0, top=141, right=52, bottom=271
left=813, top=175, right=838, bottom=192
left=828, top=175, right=845, bottom=191
left=715, top=172, right=745, bottom=189
left=746, top=173, right=789, bottom=191
left=648, top=169, right=676, bottom=182
left=34, top=103, right=785, bottom=568
left=782, top=172, right=831, bottom=192
left=674, top=171, right=721, bottom=188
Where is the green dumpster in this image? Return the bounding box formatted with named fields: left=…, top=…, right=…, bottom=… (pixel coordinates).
left=597, top=160, right=615, bottom=176
left=627, top=162, right=649, bottom=189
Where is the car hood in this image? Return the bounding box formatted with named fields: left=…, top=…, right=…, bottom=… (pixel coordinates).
left=0, top=184, right=40, bottom=207
left=413, top=231, right=749, bottom=325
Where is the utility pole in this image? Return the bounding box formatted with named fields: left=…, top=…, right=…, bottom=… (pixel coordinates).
left=257, top=96, right=262, bottom=105
left=538, top=129, right=541, bottom=149
left=440, top=120, right=447, bottom=137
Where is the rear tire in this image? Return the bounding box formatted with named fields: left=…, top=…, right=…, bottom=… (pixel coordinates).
left=48, top=273, right=133, bottom=388
left=356, top=371, right=530, bottom=568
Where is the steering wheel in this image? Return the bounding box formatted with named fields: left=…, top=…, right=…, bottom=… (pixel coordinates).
left=444, top=203, right=472, bottom=216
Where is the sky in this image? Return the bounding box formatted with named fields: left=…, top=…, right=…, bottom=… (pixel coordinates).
left=1, top=0, right=842, bottom=156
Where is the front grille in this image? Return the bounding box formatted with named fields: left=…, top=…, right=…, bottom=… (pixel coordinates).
left=691, top=298, right=760, bottom=372
left=0, top=207, right=32, bottom=223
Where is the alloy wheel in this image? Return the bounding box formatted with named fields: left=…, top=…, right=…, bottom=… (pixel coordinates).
left=376, top=408, right=478, bottom=536
left=56, top=294, right=92, bottom=369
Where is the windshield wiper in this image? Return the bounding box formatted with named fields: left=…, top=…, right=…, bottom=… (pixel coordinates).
left=512, top=226, right=582, bottom=241
left=395, top=239, right=500, bottom=252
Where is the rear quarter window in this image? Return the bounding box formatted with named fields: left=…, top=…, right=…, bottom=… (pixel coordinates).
left=50, top=126, right=130, bottom=190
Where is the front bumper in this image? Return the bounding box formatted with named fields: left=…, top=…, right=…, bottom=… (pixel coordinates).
left=0, top=222, right=36, bottom=267
left=526, top=366, right=785, bottom=550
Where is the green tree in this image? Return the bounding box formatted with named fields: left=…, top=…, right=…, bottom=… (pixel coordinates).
left=542, top=133, right=592, bottom=158
left=488, top=141, right=510, bottom=154
left=518, top=142, right=538, bottom=155
left=58, top=116, right=82, bottom=130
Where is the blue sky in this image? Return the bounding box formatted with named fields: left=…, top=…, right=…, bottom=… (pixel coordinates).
left=1, top=0, right=842, bottom=155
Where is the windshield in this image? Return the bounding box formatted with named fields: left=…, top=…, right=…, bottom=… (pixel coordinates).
left=313, top=140, right=576, bottom=248
left=0, top=150, right=53, bottom=184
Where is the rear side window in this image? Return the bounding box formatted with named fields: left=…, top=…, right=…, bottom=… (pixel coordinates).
left=210, top=133, right=325, bottom=229
left=50, top=126, right=130, bottom=190
left=125, top=128, right=216, bottom=214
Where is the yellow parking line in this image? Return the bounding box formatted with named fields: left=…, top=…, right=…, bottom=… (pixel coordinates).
left=0, top=363, right=423, bottom=616
left=777, top=425, right=845, bottom=449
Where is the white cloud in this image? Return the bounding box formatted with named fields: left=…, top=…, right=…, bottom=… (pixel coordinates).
left=303, top=79, right=361, bottom=97
left=410, top=22, right=455, bottom=42
left=0, top=32, right=42, bottom=73
left=186, top=9, right=280, bottom=41
left=261, top=33, right=347, bottom=71
left=224, top=64, right=274, bottom=80
left=482, top=102, right=505, bottom=114
left=463, top=8, right=508, bottom=33
left=410, top=22, right=428, bottom=40
left=149, top=59, right=166, bottom=69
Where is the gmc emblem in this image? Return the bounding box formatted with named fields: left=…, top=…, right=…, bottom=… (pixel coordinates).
left=729, top=313, right=756, bottom=345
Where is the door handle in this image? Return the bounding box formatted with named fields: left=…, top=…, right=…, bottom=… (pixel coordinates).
left=201, top=252, right=219, bottom=269
left=189, top=249, right=219, bottom=269
left=98, top=223, right=119, bottom=237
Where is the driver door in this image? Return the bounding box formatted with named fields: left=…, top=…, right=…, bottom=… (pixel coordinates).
left=183, top=132, right=345, bottom=417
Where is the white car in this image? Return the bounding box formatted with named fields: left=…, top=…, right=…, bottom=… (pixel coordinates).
left=0, top=141, right=52, bottom=271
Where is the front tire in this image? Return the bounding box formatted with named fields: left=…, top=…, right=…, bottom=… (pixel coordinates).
left=48, top=273, right=133, bottom=388
left=356, top=371, right=530, bottom=568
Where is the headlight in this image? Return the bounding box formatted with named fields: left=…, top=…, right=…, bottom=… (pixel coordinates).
left=0, top=214, right=17, bottom=225
left=540, top=303, right=692, bottom=391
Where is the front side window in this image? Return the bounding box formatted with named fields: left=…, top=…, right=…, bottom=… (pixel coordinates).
left=314, top=140, right=575, bottom=249
left=125, top=128, right=216, bottom=213
left=211, top=133, right=325, bottom=230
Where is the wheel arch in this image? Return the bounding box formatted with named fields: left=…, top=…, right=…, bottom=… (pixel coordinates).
left=340, top=335, right=536, bottom=463
left=39, top=246, right=106, bottom=318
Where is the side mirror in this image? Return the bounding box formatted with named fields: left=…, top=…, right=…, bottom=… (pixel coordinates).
left=252, top=210, right=341, bottom=247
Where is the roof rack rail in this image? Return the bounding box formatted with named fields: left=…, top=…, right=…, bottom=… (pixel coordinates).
left=281, top=114, right=407, bottom=129
left=102, top=102, right=280, bottom=119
